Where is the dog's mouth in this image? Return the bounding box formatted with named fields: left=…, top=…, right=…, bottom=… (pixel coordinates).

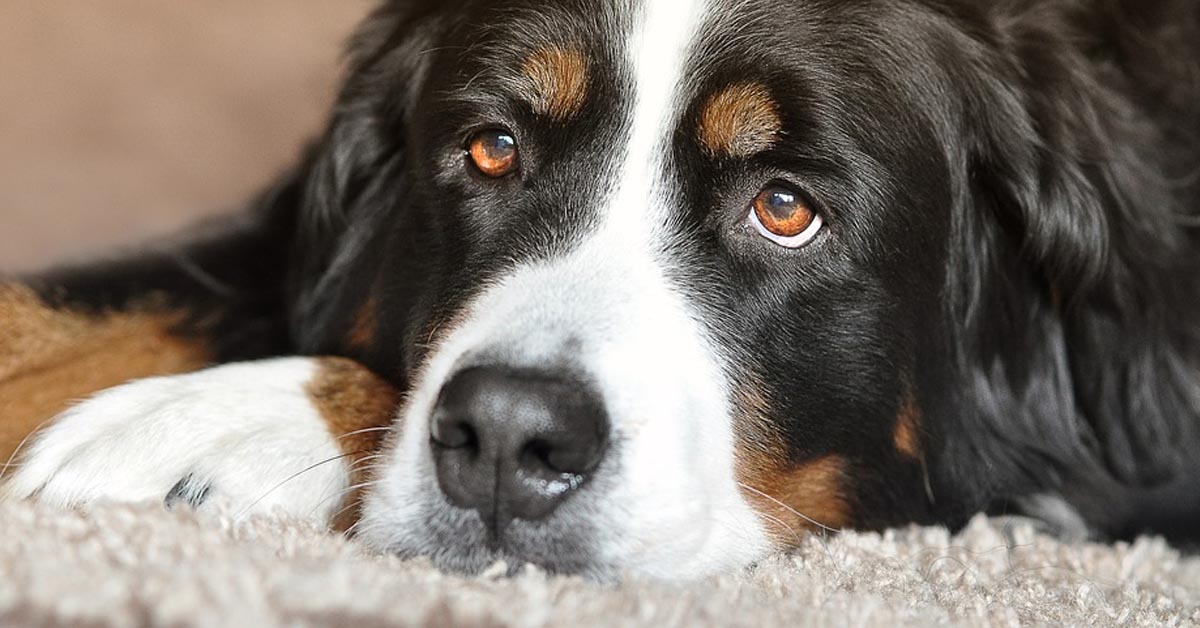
left=357, top=460, right=619, bottom=579
left=401, top=500, right=615, bottom=579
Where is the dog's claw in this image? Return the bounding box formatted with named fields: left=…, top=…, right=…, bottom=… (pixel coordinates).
left=164, top=474, right=213, bottom=510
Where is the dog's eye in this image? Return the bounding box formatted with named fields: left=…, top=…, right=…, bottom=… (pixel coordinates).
left=467, top=129, right=519, bottom=178
left=749, top=185, right=823, bottom=248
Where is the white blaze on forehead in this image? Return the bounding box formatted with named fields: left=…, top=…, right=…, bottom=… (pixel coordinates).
left=607, top=0, right=710, bottom=239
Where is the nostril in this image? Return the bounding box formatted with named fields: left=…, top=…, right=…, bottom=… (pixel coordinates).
left=519, top=440, right=555, bottom=473
left=431, top=416, right=477, bottom=451
left=520, top=436, right=606, bottom=476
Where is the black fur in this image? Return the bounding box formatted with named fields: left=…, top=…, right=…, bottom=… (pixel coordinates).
left=17, top=0, right=1200, bottom=548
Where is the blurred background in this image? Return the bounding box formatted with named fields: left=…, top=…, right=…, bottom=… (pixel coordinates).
left=0, top=1, right=374, bottom=272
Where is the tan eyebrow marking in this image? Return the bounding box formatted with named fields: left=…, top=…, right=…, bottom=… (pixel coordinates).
left=519, top=46, right=590, bottom=120
left=697, top=82, right=783, bottom=157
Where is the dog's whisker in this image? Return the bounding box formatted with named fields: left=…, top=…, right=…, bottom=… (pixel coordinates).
left=758, top=510, right=804, bottom=546
left=321, top=483, right=381, bottom=528
left=734, top=484, right=853, bottom=580
left=342, top=518, right=367, bottom=539
left=336, top=427, right=393, bottom=442
left=344, top=456, right=386, bottom=477
left=0, top=414, right=64, bottom=480
left=737, top=482, right=840, bottom=535
left=307, top=480, right=378, bottom=521
left=347, top=453, right=386, bottom=466
left=234, top=451, right=362, bottom=521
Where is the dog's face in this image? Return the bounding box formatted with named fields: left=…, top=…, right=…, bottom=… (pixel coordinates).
left=293, top=0, right=1002, bottom=578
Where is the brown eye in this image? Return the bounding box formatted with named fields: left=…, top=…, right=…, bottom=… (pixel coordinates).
left=750, top=185, right=823, bottom=248
left=467, top=129, right=519, bottom=178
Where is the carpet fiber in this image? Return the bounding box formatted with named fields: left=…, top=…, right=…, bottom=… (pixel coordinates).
left=1, top=503, right=1196, bottom=627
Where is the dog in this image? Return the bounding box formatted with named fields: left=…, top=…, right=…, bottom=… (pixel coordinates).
left=1, top=0, right=1197, bottom=580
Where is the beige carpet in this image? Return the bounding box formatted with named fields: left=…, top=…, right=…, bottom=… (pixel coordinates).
left=0, top=502, right=1196, bottom=627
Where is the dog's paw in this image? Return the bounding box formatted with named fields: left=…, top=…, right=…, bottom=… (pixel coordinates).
left=0, top=357, right=388, bottom=526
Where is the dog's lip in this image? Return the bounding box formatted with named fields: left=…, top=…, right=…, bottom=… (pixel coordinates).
left=419, top=542, right=606, bottom=578
left=380, top=509, right=611, bottom=578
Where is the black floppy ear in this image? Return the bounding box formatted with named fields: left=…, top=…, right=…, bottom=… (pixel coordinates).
left=289, top=2, right=444, bottom=332
left=302, top=2, right=439, bottom=230
left=946, top=5, right=1199, bottom=503
left=966, top=14, right=1119, bottom=302
left=965, top=4, right=1191, bottom=306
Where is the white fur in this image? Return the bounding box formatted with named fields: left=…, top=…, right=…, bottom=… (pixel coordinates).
left=1, top=358, right=351, bottom=525
left=360, top=0, right=772, bottom=578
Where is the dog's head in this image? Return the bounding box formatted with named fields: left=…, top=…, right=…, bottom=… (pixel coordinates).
left=282, top=0, right=1187, bottom=578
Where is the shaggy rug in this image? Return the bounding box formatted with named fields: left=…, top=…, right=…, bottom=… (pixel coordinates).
left=0, top=502, right=1195, bottom=627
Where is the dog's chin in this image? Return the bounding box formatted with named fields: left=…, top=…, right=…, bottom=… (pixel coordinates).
left=371, top=503, right=617, bottom=580
left=359, top=492, right=777, bottom=581
left=356, top=443, right=776, bottom=580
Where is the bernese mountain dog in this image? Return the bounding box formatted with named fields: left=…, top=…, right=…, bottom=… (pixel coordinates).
left=1, top=0, right=1198, bottom=580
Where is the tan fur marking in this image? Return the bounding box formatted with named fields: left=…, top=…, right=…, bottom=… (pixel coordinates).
left=346, top=297, right=378, bottom=351
left=752, top=455, right=850, bottom=542
left=0, top=285, right=210, bottom=464
left=698, top=83, right=783, bottom=157
left=734, top=382, right=850, bottom=546
left=520, top=46, right=590, bottom=120
left=894, top=388, right=922, bottom=459
left=305, top=357, right=400, bottom=532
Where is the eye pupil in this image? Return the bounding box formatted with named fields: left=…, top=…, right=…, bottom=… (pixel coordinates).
left=768, top=191, right=795, bottom=214
left=489, top=133, right=514, bottom=153
left=468, top=130, right=519, bottom=178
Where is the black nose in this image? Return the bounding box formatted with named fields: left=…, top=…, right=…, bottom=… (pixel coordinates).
left=430, top=366, right=609, bottom=537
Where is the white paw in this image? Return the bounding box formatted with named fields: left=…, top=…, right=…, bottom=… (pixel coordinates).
left=1, top=357, right=355, bottom=526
